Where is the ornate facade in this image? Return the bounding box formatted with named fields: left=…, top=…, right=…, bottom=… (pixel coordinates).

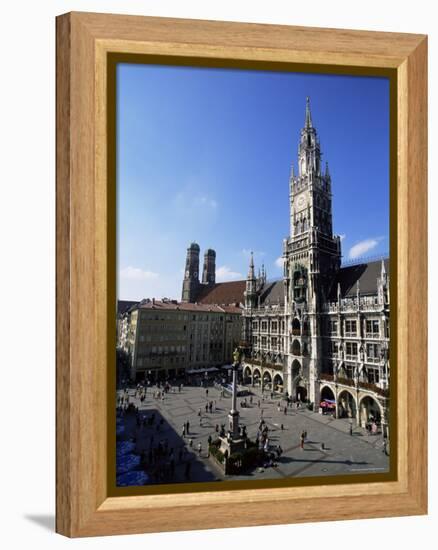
left=241, top=99, right=390, bottom=435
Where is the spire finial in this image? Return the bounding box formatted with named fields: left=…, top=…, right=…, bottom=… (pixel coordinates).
left=381, top=258, right=386, bottom=278
left=248, top=251, right=255, bottom=279
left=305, top=96, right=313, bottom=128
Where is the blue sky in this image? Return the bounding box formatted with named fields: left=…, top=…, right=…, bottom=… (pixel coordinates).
left=117, top=63, right=389, bottom=301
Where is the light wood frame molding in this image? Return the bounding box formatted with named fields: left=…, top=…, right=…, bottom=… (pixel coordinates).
left=56, top=11, right=428, bottom=537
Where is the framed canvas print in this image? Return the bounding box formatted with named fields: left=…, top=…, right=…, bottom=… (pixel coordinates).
left=56, top=12, right=428, bottom=537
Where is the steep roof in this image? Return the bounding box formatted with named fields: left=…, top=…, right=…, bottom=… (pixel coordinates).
left=331, top=258, right=389, bottom=299
left=117, top=300, right=139, bottom=315
left=259, top=280, right=285, bottom=306
left=196, top=280, right=246, bottom=306
left=136, top=299, right=241, bottom=314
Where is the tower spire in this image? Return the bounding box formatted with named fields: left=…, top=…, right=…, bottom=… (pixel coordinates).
left=248, top=251, right=255, bottom=279
left=381, top=257, right=386, bottom=278
left=305, top=96, right=313, bottom=128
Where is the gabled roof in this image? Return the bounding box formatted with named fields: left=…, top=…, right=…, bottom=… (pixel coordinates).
left=331, top=258, right=389, bottom=299
left=196, top=280, right=246, bottom=306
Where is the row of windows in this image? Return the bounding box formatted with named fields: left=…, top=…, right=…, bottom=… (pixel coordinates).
left=140, top=312, right=240, bottom=323
left=253, top=335, right=284, bottom=349
left=329, top=319, right=384, bottom=337
left=252, top=320, right=285, bottom=332
left=139, top=333, right=186, bottom=343
left=137, top=355, right=186, bottom=367
left=148, top=345, right=187, bottom=354
left=328, top=341, right=382, bottom=362
left=325, top=361, right=381, bottom=384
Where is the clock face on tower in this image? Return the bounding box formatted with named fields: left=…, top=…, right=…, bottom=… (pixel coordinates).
left=185, top=270, right=190, bottom=278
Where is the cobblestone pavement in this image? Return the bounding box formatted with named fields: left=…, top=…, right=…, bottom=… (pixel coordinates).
left=116, top=382, right=389, bottom=485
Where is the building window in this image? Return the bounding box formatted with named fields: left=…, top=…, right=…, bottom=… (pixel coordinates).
left=345, top=342, right=357, bottom=360
left=330, top=320, right=338, bottom=334
left=366, top=343, right=381, bottom=363
left=261, top=336, right=267, bottom=348
left=330, top=341, right=339, bottom=355
left=271, top=337, right=278, bottom=350
left=252, top=321, right=258, bottom=330
left=345, top=320, right=357, bottom=336
left=366, top=319, right=380, bottom=337
left=252, top=336, right=258, bottom=346
left=271, top=321, right=278, bottom=333
left=367, top=367, right=380, bottom=384
left=261, top=321, right=268, bottom=332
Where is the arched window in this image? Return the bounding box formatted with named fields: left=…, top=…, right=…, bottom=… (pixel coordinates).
left=291, top=339, right=301, bottom=356
left=292, top=318, right=301, bottom=336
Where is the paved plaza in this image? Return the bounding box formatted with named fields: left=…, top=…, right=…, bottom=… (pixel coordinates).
left=116, top=382, right=389, bottom=485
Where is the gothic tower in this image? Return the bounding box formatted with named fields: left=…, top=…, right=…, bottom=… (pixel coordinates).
left=202, top=249, right=216, bottom=285
left=242, top=252, right=257, bottom=345
left=284, top=98, right=342, bottom=403
left=181, top=242, right=200, bottom=302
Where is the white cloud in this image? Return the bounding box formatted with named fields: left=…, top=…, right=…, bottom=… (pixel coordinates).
left=216, top=265, right=243, bottom=282
left=348, top=238, right=382, bottom=259
left=275, top=257, right=284, bottom=268
left=195, top=196, right=218, bottom=209
left=120, top=266, right=159, bottom=281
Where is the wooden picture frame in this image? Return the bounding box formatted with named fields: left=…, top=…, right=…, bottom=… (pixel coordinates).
left=56, top=11, right=428, bottom=537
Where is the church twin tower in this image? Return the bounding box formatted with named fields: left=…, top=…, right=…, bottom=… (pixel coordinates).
left=181, top=244, right=216, bottom=303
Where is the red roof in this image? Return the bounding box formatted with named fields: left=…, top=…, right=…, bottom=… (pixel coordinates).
left=137, top=299, right=241, bottom=314
left=196, top=280, right=246, bottom=306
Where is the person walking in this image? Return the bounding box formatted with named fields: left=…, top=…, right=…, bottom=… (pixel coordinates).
left=300, top=432, right=305, bottom=449
left=197, top=442, right=202, bottom=456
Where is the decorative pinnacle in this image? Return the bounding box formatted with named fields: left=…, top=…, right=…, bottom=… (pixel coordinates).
left=305, top=96, right=313, bottom=128
left=325, top=161, right=330, bottom=178
left=381, top=258, right=386, bottom=278
left=248, top=251, right=255, bottom=279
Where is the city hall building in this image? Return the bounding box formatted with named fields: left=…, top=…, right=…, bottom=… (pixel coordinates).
left=239, top=99, right=390, bottom=434
left=119, top=98, right=390, bottom=434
